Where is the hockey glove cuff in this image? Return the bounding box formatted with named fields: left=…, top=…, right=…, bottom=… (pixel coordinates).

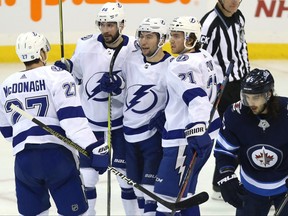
left=185, top=122, right=212, bottom=158
left=80, top=139, right=109, bottom=175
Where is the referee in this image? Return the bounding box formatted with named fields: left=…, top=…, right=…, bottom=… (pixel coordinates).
left=200, top=0, right=250, bottom=199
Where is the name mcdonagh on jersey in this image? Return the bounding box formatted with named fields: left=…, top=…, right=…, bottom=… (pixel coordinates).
left=3, top=79, right=46, bottom=97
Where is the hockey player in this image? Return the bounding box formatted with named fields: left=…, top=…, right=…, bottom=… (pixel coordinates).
left=54, top=2, right=140, bottom=215
left=215, top=68, right=288, bottom=216
left=153, top=16, right=221, bottom=216
left=200, top=0, right=250, bottom=199
left=0, top=31, right=108, bottom=216
left=99, top=17, right=171, bottom=215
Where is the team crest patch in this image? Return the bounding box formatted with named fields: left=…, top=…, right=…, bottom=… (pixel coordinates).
left=247, top=144, right=283, bottom=170
left=81, top=34, right=93, bottom=40
left=176, top=54, right=189, bottom=62
left=258, top=119, right=270, bottom=131
left=232, top=101, right=242, bottom=114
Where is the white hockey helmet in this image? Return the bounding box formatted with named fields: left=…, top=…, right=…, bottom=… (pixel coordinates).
left=16, top=32, right=50, bottom=63
left=169, top=16, right=201, bottom=41
left=136, top=17, right=168, bottom=40
left=95, top=2, right=125, bottom=25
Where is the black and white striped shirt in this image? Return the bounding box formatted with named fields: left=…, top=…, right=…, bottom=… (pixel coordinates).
left=200, top=4, right=250, bottom=82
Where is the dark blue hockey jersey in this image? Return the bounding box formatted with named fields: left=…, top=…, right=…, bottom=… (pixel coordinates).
left=215, top=96, right=288, bottom=196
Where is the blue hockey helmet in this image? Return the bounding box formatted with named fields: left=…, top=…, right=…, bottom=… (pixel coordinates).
left=241, top=68, right=274, bottom=107
left=241, top=68, right=274, bottom=94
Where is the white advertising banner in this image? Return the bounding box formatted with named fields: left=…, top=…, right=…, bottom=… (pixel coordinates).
left=0, top=0, right=288, bottom=45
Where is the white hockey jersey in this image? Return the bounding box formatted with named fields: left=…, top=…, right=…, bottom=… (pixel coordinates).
left=0, top=65, right=97, bottom=155
left=122, top=50, right=172, bottom=143
left=162, top=49, right=220, bottom=147
left=71, top=34, right=137, bottom=131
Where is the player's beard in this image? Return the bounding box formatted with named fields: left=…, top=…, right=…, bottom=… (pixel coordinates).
left=103, top=31, right=121, bottom=45
left=142, top=46, right=158, bottom=58
left=250, top=103, right=267, bottom=115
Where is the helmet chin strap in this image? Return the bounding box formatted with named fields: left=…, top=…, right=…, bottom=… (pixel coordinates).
left=109, top=32, right=122, bottom=45
left=180, top=39, right=197, bottom=54
left=146, top=46, right=161, bottom=59
left=106, top=22, right=123, bottom=46
left=145, top=37, right=165, bottom=58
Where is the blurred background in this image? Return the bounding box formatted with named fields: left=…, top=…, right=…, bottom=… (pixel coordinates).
left=0, top=0, right=288, bottom=62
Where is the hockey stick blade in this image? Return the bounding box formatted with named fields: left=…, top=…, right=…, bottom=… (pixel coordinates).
left=174, top=192, right=209, bottom=210
left=108, top=166, right=209, bottom=211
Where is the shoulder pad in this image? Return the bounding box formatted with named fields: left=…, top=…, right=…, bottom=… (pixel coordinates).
left=81, top=34, right=93, bottom=41
left=232, top=101, right=242, bottom=114
left=176, top=54, right=189, bottom=62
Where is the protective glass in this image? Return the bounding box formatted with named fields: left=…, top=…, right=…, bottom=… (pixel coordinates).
left=240, top=91, right=269, bottom=107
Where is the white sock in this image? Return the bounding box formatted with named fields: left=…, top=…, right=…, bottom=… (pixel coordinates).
left=37, top=209, right=49, bottom=216
left=82, top=198, right=96, bottom=216
left=122, top=198, right=142, bottom=216
left=116, top=168, right=142, bottom=215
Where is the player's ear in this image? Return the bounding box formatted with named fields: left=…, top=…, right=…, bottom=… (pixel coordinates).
left=119, top=21, right=125, bottom=32
left=40, top=49, right=48, bottom=63
left=266, top=91, right=272, bottom=101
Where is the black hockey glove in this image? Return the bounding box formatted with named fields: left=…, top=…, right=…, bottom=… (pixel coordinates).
left=99, top=72, right=125, bottom=95
left=54, top=59, right=73, bottom=73
left=148, top=109, right=166, bottom=134
left=217, top=170, right=246, bottom=208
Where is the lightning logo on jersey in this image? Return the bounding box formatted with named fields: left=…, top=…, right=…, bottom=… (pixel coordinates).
left=175, top=145, right=186, bottom=186
left=85, top=71, right=122, bottom=102
left=125, top=85, right=157, bottom=114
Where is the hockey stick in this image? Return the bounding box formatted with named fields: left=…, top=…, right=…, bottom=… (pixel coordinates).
left=172, top=60, right=235, bottom=215
left=209, top=60, right=235, bottom=125
left=10, top=104, right=209, bottom=211
left=274, top=179, right=288, bottom=216
left=58, top=0, right=65, bottom=59
left=106, top=41, right=124, bottom=216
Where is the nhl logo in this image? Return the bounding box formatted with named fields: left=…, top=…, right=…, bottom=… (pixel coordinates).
left=144, top=63, right=150, bottom=69
left=71, top=204, right=79, bottom=212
